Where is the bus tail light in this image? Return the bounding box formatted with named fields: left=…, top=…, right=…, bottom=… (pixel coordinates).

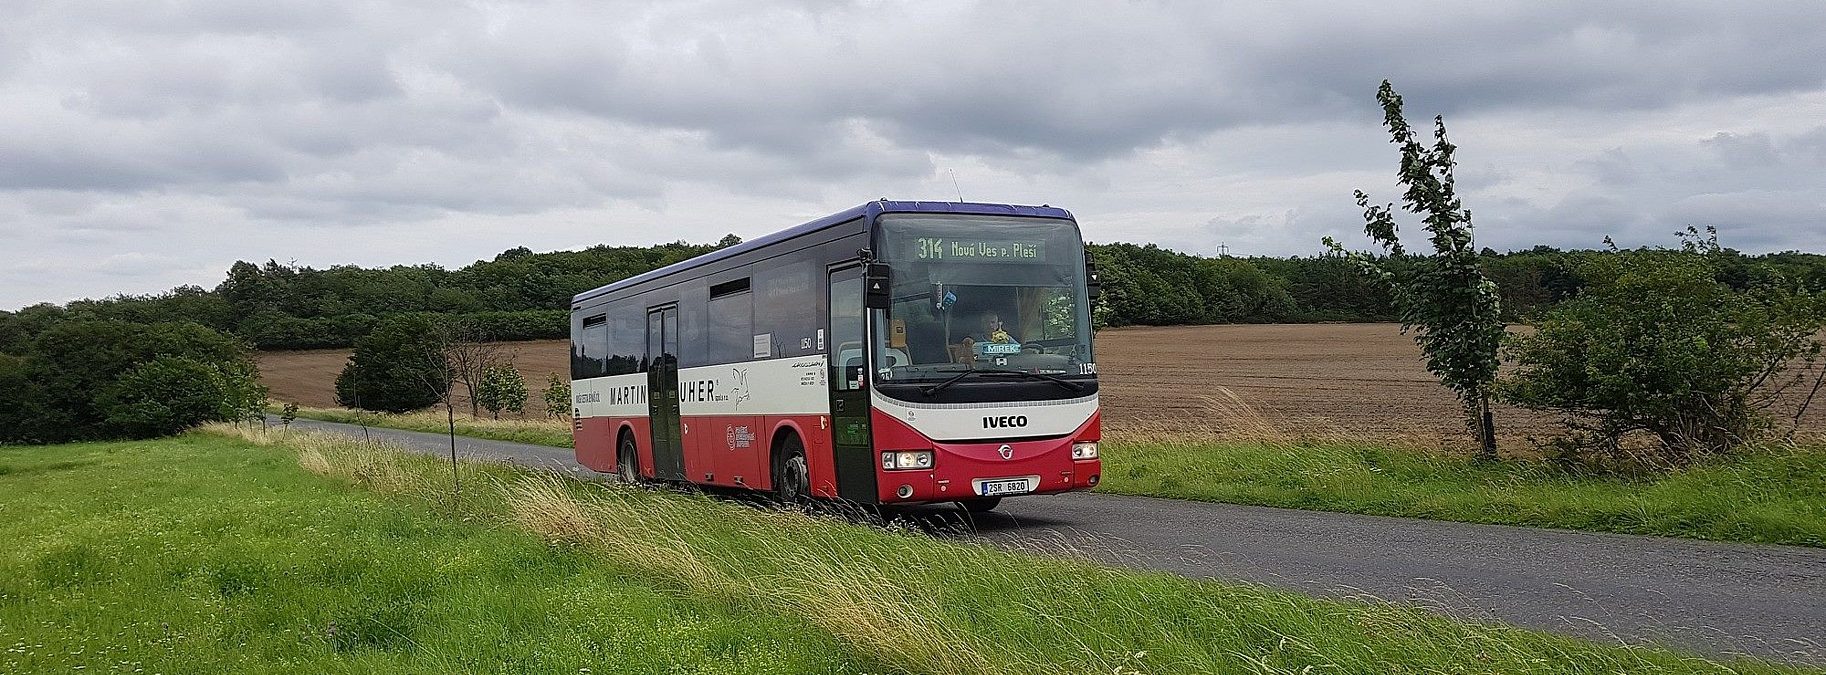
left=1071, top=442, right=1099, bottom=460
left=882, top=450, right=934, bottom=470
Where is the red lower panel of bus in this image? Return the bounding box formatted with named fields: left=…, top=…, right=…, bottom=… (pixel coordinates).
left=573, top=416, right=651, bottom=477
left=575, top=416, right=616, bottom=473
left=869, top=408, right=1102, bottom=504
left=576, top=414, right=838, bottom=497
left=681, top=414, right=837, bottom=496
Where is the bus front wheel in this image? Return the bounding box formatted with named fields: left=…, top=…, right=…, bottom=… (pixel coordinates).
left=774, top=434, right=809, bottom=502
left=960, top=497, right=1001, bottom=513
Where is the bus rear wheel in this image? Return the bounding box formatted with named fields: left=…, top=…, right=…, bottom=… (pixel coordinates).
left=774, top=434, right=809, bottom=502
left=959, top=497, right=1001, bottom=513
left=616, top=433, right=640, bottom=484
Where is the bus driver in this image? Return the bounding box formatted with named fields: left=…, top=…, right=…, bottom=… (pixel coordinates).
left=961, top=311, right=1020, bottom=355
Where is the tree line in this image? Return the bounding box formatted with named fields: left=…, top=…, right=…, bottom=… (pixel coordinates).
left=0, top=239, right=729, bottom=353
left=6, top=237, right=1824, bottom=354
left=1089, top=243, right=1826, bottom=328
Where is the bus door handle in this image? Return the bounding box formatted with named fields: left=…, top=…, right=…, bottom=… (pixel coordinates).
left=834, top=400, right=844, bottom=412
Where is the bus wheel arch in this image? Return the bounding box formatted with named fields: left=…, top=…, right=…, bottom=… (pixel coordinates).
left=615, top=424, right=640, bottom=483
left=770, top=425, right=809, bottom=502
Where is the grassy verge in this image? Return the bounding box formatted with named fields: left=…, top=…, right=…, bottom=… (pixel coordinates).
left=283, top=405, right=573, bottom=448
left=10, top=426, right=1811, bottom=673
left=1098, top=438, right=1826, bottom=547
left=282, top=400, right=1826, bottom=547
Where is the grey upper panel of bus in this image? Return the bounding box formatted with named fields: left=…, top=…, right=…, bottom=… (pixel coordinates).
left=569, top=200, right=1076, bottom=307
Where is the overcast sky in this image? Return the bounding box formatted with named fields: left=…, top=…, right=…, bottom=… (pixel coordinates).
left=5, top=1, right=1825, bottom=309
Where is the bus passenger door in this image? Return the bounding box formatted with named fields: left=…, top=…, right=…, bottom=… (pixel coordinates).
left=646, top=305, right=685, bottom=481
left=827, top=265, right=876, bottom=501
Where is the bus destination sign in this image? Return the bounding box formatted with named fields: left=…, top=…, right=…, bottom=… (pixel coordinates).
left=910, top=237, right=1046, bottom=262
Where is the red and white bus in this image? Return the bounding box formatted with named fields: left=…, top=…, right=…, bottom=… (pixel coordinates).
left=569, top=200, right=1101, bottom=512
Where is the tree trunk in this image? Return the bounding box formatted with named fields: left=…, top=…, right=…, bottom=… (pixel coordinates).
left=1480, top=400, right=1497, bottom=461
left=447, top=402, right=459, bottom=497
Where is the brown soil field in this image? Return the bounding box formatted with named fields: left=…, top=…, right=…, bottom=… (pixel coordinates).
left=258, top=324, right=1826, bottom=450
left=258, top=340, right=574, bottom=414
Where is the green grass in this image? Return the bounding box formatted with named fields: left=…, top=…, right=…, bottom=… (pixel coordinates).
left=285, top=405, right=574, bottom=448
left=287, top=402, right=1826, bottom=548
left=6, top=428, right=1815, bottom=673
left=0, top=435, right=862, bottom=673
left=1099, top=439, right=1826, bottom=547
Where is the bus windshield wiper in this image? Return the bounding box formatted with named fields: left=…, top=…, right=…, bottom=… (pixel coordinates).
left=997, top=369, right=1087, bottom=394
left=920, top=368, right=1085, bottom=397
left=920, top=369, right=980, bottom=397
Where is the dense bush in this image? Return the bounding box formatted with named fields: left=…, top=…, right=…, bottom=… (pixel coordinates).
left=1089, top=243, right=1300, bottom=326
left=475, top=364, right=528, bottom=419
left=542, top=373, right=571, bottom=420
left=1500, top=233, right=1826, bottom=466
left=98, top=356, right=233, bottom=438
left=461, top=310, right=568, bottom=342
left=0, top=320, right=265, bottom=444
left=0, top=354, right=44, bottom=443
left=335, top=315, right=452, bottom=413
left=229, top=309, right=566, bottom=350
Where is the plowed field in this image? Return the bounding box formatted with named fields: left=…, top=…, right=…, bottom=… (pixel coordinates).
left=258, top=324, right=1826, bottom=449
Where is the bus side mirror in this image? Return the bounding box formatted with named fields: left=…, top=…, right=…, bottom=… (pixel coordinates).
left=1084, top=253, right=1102, bottom=300
left=865, top=263, right=891, bottom=310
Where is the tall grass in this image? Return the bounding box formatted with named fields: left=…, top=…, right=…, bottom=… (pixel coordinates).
left=1099, top=390, right=1826, bottom=547
left=283, top=389, right=1826, bottom=546
left=281, top=404, right=573, bottom=447
left=206, top=424, right=1815, bottom=673
left=0, top=433, right=863, bottom=673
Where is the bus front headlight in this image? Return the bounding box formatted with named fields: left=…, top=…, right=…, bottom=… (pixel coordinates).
left=1071, top=442, right=1099, bottom=460
left=882, top=450, right=934, bottom=470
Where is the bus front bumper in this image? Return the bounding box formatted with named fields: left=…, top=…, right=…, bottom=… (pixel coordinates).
left=875, top=434, right=1101, bottom=504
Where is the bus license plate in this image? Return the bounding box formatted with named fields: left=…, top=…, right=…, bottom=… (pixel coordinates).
left=976, top=477, right=1034, bottom=497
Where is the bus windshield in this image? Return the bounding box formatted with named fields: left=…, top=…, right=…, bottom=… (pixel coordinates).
left=870, top=214, right=1094, bottom=384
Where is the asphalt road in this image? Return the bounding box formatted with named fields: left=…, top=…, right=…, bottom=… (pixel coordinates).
left=276, top=416, right=1826, bottom=665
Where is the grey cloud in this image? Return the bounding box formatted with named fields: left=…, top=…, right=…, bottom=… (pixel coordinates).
left=1663, top=190, right=1826, bottom=250
left=3, top=0, right=1826, bottom=309
left=1703, top=132, right=1779, bottom=168
left=1792, top=126, right=1826, bottom=165
left=445, top=2, right=1826, bottom=162
left=1577, top=148, right=1639, bottom=187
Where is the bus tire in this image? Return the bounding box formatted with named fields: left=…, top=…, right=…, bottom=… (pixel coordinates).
left=616, top=431, right=641, bottom=484
left=960, top=497, right=1001, bottom=513
left=773, top=433, right=809, bottom=503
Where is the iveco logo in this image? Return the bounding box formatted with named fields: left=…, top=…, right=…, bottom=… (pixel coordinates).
left=998, top=444, right=1013, bottom=460
left=983, top=415, right=1028, bottom=429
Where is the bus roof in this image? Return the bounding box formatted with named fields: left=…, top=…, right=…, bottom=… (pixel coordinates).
left=571, top=200, right=1074, bottom=305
